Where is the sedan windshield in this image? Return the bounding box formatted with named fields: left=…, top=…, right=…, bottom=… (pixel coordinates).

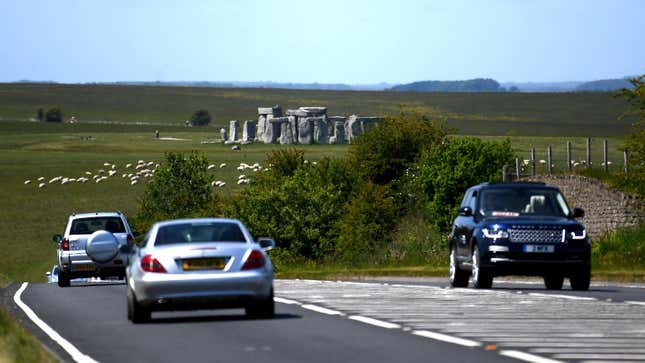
left=154, top=222, right=247, bottom=246
left=479, top=188, right=570, bottom=218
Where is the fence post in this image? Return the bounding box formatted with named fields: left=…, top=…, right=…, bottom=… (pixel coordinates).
left=567, top=141, right=572, bottom=171
left=531, top=147, right=536, bottom=176
left=515, top=158, right=520, bottom=181
left=586, top=137, right=591, bottom=169
left=503, top=165, right=509, bottom=182
left=603, top=139, right=608, bottom=173
left=624, top=150, right=629, bottom=173
left=547, top=145, right=552, bottom=175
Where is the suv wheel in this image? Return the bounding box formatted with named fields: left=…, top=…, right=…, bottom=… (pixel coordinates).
left=544, top=274, right=564, bottom=290
left=127, top=287, right=150, bottom=323
left=57, top=270, right=70, bottom=287
left=471, top=246, right=493, bottom=289
left=449, top=246, right=469, bottom=288
left=570, top=265, right=591, bottom=291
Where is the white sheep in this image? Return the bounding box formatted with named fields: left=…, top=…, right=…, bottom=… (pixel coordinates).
left=131, top=180, right=138, bottom=185
left=24, top=180, right=31, bottom=185
left=38, top=183, right=46, bottom=188
left=208, top=164, right=216, bottom=170
left=219, top=163, right=227, bottom=168
left=238, top=174, right=246, bottom=180
left=37, top=177, right=45, bottom=181
left=125, top=163, right=132, bottom=168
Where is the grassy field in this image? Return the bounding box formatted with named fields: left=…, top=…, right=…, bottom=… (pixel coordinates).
left=0, top=118, right=632, bottom=284
left=0, top=307, right=56, bottom=363
left=0, top=83, right=635, bottom=136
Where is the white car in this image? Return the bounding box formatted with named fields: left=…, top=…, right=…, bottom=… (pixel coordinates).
left=124, top=218, right=275, bottom=323
left=52, top=212, right=137, bottom=287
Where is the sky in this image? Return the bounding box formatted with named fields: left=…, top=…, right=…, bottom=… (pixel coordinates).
left=1, top=0, right=644, bottom=84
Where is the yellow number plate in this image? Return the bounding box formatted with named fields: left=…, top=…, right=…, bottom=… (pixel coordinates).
left=183, top=258, right=226, bottom=271
left=73, top=264, right=95, bottom=272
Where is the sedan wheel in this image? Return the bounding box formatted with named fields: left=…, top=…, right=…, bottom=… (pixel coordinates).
left=127, top=287, right=150, bottom=323
left=471, top=246, right=493, bottom=289
left=246, top=287, right=275, bottom=319
left=449, top=247, right=469, bottom=288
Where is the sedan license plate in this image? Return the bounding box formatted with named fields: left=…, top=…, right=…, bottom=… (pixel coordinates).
left=183, top=258, right=226, bottom=271
left=73, top=263, right=95, bottom=272
left=523, top=244, right=555, bottom=253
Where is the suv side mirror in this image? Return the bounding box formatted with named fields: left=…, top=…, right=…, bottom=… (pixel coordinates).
left=458, top=207, right=473, bottom=217
left=572, top=207, right=585, bottom=219
left=257, top=237, right=275, bottom=251
left=52, top=234, right=62, bottom=243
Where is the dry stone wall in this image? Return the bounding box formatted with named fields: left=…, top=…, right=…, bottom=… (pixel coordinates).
left=524, top=175, right=644, bottom=238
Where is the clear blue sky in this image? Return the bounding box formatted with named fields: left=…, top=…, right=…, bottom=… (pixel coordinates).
left=1, top=0, right=643, bottom=84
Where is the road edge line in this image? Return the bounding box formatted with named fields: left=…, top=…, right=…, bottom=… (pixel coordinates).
left=412, top=330, right=482, bottom=347
left=301, top=304, right=345, bottom=316
left=348, top=315, right=401, bottom=329
left=13, top=282, right=98, bottom=363
left=499, top=350, right=564, bottom=363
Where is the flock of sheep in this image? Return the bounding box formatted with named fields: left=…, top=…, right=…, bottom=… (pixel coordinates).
left=23, top=160, right=266, bottom=189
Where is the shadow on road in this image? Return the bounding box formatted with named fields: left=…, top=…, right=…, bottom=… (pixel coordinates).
left=147, top=313, right=301, bottom=324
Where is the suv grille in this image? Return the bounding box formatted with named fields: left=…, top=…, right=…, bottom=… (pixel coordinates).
left=509, top=229, right=564, bottom=243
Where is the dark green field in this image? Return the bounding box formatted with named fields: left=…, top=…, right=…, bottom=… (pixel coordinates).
left=0, top=83, right=634, bottom=137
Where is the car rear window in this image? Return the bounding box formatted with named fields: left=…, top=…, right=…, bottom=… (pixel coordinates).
left=154, top=222, right=247, bottom=246
left=70, top=217, right=125, bottom=235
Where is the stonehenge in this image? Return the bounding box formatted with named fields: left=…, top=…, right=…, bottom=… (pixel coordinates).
left=223, top=105, right=383, bottom=145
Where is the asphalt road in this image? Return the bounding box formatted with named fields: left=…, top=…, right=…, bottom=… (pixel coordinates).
left=6, top=278, right=645, bottom=363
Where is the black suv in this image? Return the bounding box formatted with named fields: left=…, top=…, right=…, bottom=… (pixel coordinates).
left=449, top=182, right=591, bottom=290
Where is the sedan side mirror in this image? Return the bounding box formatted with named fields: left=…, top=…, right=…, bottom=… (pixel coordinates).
left=572, top=207, right=585, bottom=219
left=257, top=238, right=275, bottom=251
left=458, top=207, right=473, bottom=217
left=52, top=234, right=62, bottom=243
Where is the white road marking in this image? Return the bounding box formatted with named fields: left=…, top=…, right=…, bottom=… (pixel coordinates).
left=301, top=304, right=345, bottom=316
left=625, top=300, right=645, bottom=306
left=528, top=293, right=597, bottom=301
left=554, top=353, right=645, bottom=360
left=500, top=350, right=564, bottom=363
left=348, top=316, right=401, bottom=329
left=13, top=283, right=98, bottom=363
left=412, top=330, right=481, bottom=347
left=273, top=297, right=300, bottom=305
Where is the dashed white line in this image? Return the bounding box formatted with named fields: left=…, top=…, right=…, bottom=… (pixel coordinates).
left=412, top=330, right=482, bottom=347
left=348, top=316, right=401, bottom=329
left=528, top=293, right=597, bottom=301
left=13, top=283, right=98, bottom=363
left=625, top=300, right=645, bottom=306
left=301, top=304, right=345, bottom=316
left=274, top=297, right=300, bottom=305
left=500, top=350, right=565, bottom=363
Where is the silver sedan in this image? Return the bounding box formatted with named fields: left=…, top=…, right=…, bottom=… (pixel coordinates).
left=124, top=218, right=275, bottom=323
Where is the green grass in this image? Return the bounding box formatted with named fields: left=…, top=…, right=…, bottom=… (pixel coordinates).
left=0, top=83, right=635, bottom=136
left=593, top=224, right=645, bottom=271
left=0, top=307, right=57, bottom=363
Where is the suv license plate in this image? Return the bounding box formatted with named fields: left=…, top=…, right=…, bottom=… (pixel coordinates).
left=523, top=245, right=555, bottom=253
left=73, top=263, right=95, bottom=271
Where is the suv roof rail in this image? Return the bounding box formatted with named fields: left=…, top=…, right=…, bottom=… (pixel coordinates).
left=483, top=181, right=546, bottom=186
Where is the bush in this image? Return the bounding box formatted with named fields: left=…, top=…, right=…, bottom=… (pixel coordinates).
left=190, top=109, right=212, bottom=126
left=45, top=107, right=63, bottom=122
left=136, top=151, right=213, bottom=229
left=592, top=224, right=645, bottom=270
left=389, top=211, right=446, bottom=265
left=229, top=155, right=359, bottom=259
left=416, top=137, right=514, bottom=232
left=349, top=109, right=448, bottom=185
left=336, top=183, right=396, bottom=265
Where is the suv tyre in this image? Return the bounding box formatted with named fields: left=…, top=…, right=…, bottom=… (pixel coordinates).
left=449, top=246, right=469, bottom=288
left=471, top=246, right=493, bottom=289
left=544, top=274, right=564, bottom=290
left=57, top=271, right=70, bottom=287
left=570, top=265, right=591, bottom=291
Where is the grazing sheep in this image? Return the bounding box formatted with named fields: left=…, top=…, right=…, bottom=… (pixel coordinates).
left=85, top=171, right=92, bottom=175
left=238, top=175, right=246, bottom=180
left=131, top=180, right=138, bottom=185
left=38, top=183, right=46, bottom=188
left=37, top=177, right=45, bottom=181
left=24, top=180, right=31, bottom=185
left=219, top=163, right=227, bottom=168
left=539, top=160, right=546, bottom=164
left=125, top=163, right=132, bottom=168
left=103, top=162, right=111, bottom=166
left=108, top=170, right=117, bottom=176
left=208, top=164, right=216, bottom=170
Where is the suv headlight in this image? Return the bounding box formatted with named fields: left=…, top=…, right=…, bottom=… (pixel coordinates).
left=570, top=229, right=586, bottom=240
left=482, top=225, right=509, bottom=240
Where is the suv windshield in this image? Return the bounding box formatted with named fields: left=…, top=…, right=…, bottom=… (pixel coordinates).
left=70, top=217, right=126, bottom=234
left=479, top=188, right=570, bottom=218
left=154, top=222, right=247, bottom=246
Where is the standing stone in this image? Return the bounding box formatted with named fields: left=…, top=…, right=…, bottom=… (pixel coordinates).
left=256, top=115, right=267, bottom=142
left=220, top=128, right=227, bottom=143
left=287, top=116, right=298, bottom=143
left=242, top=120, right=256, bottom=143
left=226, top=120, right=239, bottom=144
left=313, top=117, right=329, bottom=144
left=345, top=115, right=362, bottom=144
left=264, top=117, right=287, bottom=144
left=257, top=105, right=283, bottom=143
left=298, top=117, right=314, bottom=144
left=333, top=120, right=346, bottom=144
left=280, top=121, right=294, bottom=144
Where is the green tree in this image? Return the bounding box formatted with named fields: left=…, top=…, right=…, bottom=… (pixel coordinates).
left=349, top=109, right=448, bottom=185
left=45, top=107, right=63, bottom=122
left=416, top=137, right=514, bottom=232
left=190, top=109, right=212, bottom=126
left=136, top=152, right=213, bottom=229
left=616, top=75, right=645, bottom=167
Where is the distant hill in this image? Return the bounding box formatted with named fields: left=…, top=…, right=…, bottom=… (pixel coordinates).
left=575, top=78, right=633, bottom=92
left=501, top=81, right=584, bottom=92
left=104, top=81, right=395, bottom=91
left=390, top=78, right=502, bottom=92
